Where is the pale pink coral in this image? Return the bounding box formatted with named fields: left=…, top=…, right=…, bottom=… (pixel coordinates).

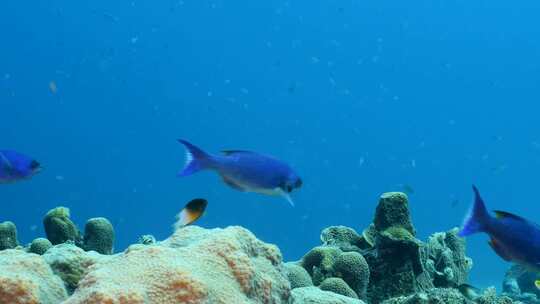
left=65, top=226, right=290, bottom=304
left=0, top=249, right=67, bottom=304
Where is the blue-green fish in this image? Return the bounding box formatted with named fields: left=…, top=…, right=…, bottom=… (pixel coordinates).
left=459, top=185, right=540, bottom=271
left=177, top=139, right=302, bottom=206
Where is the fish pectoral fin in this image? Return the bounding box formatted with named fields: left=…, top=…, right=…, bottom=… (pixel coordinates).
left=275, top=188, right=295, bottom=207
left=488, top=238, right=512, bottom=261
left=220, top=175, right=246, bottom=192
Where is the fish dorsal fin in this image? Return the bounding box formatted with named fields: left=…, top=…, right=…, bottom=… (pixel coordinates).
left=494, top=210, right=527, bottom=222
left=488, top=238, right=512, bottom=261
left=221, top=150, right=256, bottom=156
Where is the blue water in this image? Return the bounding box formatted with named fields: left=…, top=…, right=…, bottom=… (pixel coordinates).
left=3, top=0, right=540, bottom=289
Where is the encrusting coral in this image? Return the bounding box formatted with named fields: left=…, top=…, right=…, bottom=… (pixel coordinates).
left=29, top=237, right=53, bottom=255
left=65, top=225, right=290, bottom=303
left=0, top=249, right=68, bottom=304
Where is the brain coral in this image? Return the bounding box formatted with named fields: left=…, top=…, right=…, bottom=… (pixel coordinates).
left=64, top=226, right=290, bottom=304
left=0, top=249, right=68, bottom=304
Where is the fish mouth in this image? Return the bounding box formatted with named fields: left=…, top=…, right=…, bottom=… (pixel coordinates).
left=32, top=166, right=43, bottom=175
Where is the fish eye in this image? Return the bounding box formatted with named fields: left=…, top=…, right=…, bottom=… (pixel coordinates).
left=286, top=185, right=293, bottom=193
left=30, top=160, right=40, bottom=170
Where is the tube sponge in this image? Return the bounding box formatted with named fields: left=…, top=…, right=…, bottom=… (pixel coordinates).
left=0, top=221, right=18, bottom=250
left=43, top=207, right=81, bottom=245
left=83, top=217, right=114, bottom=255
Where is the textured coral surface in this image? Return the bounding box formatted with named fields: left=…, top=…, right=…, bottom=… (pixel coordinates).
left=65, top=226, right=290, bottom=304
left=0, top=249, right=67, bottom=304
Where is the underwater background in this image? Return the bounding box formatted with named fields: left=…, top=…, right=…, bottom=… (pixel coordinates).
left=2, top=0, right=540, bottom=290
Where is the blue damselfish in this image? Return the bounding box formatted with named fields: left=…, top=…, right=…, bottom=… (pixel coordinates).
left=177, top=139, right=302, bottom=206
left=0, top=150, right=42, bottom=183
left=459, top=185, right=540, bottom=271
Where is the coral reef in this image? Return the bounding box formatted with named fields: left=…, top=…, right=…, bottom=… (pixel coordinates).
left=0, top=249, right=68, bottom=304
left=0, top=221, right=18, bottom=250
left=292, top=192, right=489, bottom=304
left=29, top=237, right=53, bottom=255
left=0, top=190, right=523, bottom=303
left=43, top=207, right=81, bottom=246
left=83, top=217, right=114, bottom=254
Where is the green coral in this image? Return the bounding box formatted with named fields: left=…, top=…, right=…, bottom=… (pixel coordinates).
left=284, top=262, right=313, bottom=289
left=301, top=246, right=342, bottom=285
left=374, top=192, right=415, bottom=235
left=29, top=237, right=53, bottom=255
left=43, top=243, right=103, bottom=293
left=319, top=277, right=359, bottom=299
left=332, top=252, right=370, bottom=299
left=320, top=226, right=363, bottom=252
left=43, top=207, right=81, bottom=245
left=83, top=217, right=114, bottom=254
left=0, top=221, right=18, bottom=250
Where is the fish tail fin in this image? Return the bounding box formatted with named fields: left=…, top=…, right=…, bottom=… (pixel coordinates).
left=458, top=185, right=491, bottom=237
left=177, top=139, right=215, bottom=177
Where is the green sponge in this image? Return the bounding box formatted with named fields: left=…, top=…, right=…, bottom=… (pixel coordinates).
left=83, top=217, right=114, bottom=254
left=43, top=206, right=81, bottom=245
left=0, top=221, right=18, bottom=250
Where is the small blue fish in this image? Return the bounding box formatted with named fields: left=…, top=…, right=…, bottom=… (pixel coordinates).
left=459, top=185, right=540, bottom=271
left=177, top=139, right=302, bottom=206
left=0, top=150, right=42, bottom=183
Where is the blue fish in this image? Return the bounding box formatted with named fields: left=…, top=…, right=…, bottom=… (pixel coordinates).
left=0, top=150, right=42, bottom=183
left=177, top=139, right=302, bottom=206
left=459, top=185, right=540, bottom=271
